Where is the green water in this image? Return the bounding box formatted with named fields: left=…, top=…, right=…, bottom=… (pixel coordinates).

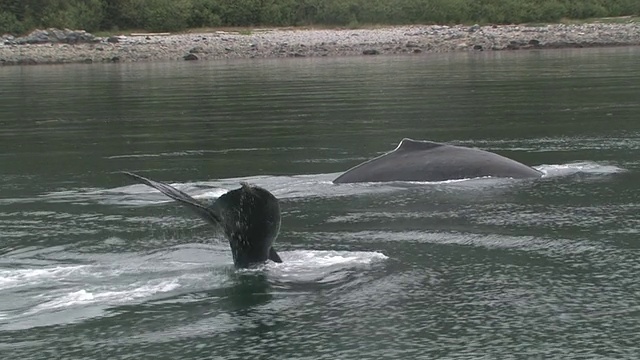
left=0, top=48, right=639, bottom=359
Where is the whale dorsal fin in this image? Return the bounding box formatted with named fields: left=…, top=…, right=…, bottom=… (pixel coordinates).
left=395, top=138, right=444, bottom=152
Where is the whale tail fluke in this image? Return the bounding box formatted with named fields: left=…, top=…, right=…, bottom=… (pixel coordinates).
left=123, top=171, right=283, bottom=268
left=122, top=171, right=222, bottom=226
left=269, top=247, right=283, bottom=263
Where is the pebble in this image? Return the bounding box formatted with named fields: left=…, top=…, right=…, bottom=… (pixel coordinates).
left=1, top=23, right=639, bottom=65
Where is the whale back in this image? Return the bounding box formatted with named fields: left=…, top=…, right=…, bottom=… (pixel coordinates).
left=333, top=138, right=542, bottom=183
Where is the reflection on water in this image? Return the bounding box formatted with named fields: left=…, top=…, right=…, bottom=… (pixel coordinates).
left=0, top=47, right=639, bottom=359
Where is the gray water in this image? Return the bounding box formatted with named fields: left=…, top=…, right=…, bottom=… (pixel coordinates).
left=0, top=47, right=639, bottom=359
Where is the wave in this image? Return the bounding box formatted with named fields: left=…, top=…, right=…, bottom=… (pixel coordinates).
left=0, top=265, right=88, bottom=291
left=12, top=160, right=619, bottom=208
left=106, top=147, right=315, bottom=160
left=457, top=134, right=640, bottom=152
left=0, top=247, right=387, bottom=330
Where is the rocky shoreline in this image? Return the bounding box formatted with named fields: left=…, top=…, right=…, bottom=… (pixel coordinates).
left=1, top=22, right=640, bottom=66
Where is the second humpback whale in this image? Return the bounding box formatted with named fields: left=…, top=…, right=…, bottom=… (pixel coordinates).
left=333, top=138, right=542, bottom=183
left=123, top=172, right=282, bottom=268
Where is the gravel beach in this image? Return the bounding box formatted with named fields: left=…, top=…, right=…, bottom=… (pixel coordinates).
left=1, top=21, right=639, bottom=65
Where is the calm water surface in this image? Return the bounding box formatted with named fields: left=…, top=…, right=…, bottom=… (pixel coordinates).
left=0, top=48, right=639, bottom=359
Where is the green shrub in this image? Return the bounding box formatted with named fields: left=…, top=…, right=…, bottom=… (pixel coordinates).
left=118, top=0, right=192, bottom=32
left=532, top=1, right=567, bottom=23
left=316, top=0, right=357, bottom=25
left=216, top=0, right=263, bottom=26
left=1, top=0, right=640, bottom=34
left=36, top=0, right=105, bottom=31
left=259, top=0, right=297, bottom=26
left=188, top=0, right=222, bottom=28
left=417, top=0, right=471, bottom=24
left=293, top=0, right=326, bottom=25
left=566, top=0, right=607, bottom=19
left=0, top=10, right=24, bottom=34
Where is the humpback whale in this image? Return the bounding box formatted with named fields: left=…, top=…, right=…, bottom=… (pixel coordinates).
left=334, top=138, right=542, bottom=183
left=123, top=172, right=282, bottom=268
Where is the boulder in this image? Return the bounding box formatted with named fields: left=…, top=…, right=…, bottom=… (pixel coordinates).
left=10, top=28, right=99, bottom=45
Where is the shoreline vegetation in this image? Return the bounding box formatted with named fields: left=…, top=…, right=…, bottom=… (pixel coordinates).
left=2, top=0, right=640, bottom=33
left=1, top=0, right=639, bottom=66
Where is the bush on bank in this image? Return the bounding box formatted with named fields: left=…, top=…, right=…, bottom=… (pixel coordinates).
left=1, top=0, right=639, bottom=35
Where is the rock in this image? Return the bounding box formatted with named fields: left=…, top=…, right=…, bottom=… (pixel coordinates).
left=83, top=58, right=93, bottom=64
left=62, top=30, right=97, bottom=44
left=110, top=56, right=120, bottom=63
left=405, top=42, right=420, bottom=48
left=11, top=28, right=98, bottom=45
left=183, top=53, right=198, bottom=61
left=293, top=52, right=305, bottom=57
left=413, top=49, right=422, bottom=53
left=16, top=29, right=50, bottom=44
left=473, top=44, right=483, bottom=50
left=468, top=24, right=481, bottom=33
left=48, top=28, right=67, bottom=41
left=189, top=46, right=205, bottom=54
left=362, top=49, right=379, bottom=55
left=17, top=58, right=37, bottom=65
left=529, top=39, right=540, bottom=46
left=107, top=36, right=120, bottom=44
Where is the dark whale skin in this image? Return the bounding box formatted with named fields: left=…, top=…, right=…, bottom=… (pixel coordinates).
left=334, top=138, right=542, bottom=183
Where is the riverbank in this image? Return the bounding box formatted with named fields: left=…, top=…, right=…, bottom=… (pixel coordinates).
left=1, top=21, right=640, bottom=66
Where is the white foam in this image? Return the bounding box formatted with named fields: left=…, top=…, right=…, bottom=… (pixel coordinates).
left=191, top=189, right=229, bottom=200
left=536, top=161, right=626, bottom=177
left=26, top=279, right=181, bottom=314
left=8, top=250, right=386, bottom=316
left=277, top=250, right=388, bottom=267
left=260, top=250, right=388, bottom=283
left=0, top=265, right=88, bottom=290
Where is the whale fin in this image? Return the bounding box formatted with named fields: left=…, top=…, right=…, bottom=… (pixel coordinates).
left=269, top=247, right=283, bottom=263
left=122, top=171, right=222, bottom=226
